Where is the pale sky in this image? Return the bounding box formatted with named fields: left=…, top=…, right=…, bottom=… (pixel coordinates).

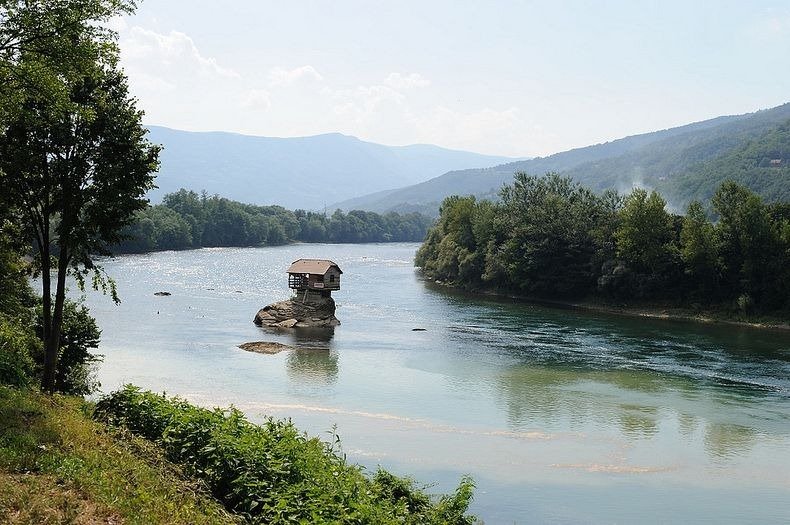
left=112, top=0, right=790, bottom=157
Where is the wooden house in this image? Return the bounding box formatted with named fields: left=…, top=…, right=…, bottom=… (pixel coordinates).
left=287, top=259, right=342, bottom=298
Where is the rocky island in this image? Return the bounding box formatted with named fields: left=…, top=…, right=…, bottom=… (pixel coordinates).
left=254, top=258, right=343, bottom=328
left=253, top=292, right=340, bottom=328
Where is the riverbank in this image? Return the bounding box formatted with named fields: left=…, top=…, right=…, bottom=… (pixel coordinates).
left=0, top=386, right=237, bottom=524
left=427, top=280, right=790, bottom=331
left=0, top=384, right=475, bottom=524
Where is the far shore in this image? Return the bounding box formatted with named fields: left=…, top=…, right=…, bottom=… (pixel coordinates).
left=424, top=280, right=790, bottom=332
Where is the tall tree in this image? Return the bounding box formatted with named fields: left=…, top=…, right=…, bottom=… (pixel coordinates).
left=615, top=188, right=674, bottom=274
left=680, top=200, right=718, bottom=296
left=0, top=0, right=160, bottom=392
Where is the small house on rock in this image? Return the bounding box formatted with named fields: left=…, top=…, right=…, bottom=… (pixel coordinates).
left=287, top=259, right=342, bottom=299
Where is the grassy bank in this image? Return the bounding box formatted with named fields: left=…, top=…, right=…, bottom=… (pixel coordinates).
left=0, top=385, right=238, bottom=524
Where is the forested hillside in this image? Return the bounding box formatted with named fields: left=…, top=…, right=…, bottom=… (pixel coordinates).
left=658, top=122, right=790, bottom=205
left=335, top=103, right=790, bottom=214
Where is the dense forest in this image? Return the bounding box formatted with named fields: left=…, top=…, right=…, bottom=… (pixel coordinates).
left=116, top=189, right=434, bottom=252
left=416, top=173, right=790, bottom=314
left=660, top=122, right=790, bottom=204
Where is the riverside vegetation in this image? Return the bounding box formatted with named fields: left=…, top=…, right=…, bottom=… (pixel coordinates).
left=416, top=173, right=790, bottom=319
left=116, top=189, right=434, bottom=253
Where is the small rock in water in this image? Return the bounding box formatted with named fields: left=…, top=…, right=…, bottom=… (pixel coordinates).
left=412, top=328, right=427, bottom=331
left=154, top=291, right=171, bottom=296
left=238, top=341, right=291, bottom=355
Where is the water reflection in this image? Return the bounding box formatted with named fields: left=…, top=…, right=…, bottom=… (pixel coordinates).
left=704, top=422, right=757, bottom=459
left=286, top=348, right=338, bottom=384
left=618, top=404, right=659, bottom=439
left=494, top=361, right=783, bottom=461
left=290, top=327, right=335, bottom=345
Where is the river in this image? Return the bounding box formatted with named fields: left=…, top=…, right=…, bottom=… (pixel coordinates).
left=76, top=243, right=790, bottom=524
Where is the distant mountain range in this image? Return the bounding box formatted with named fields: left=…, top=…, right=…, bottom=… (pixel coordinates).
left=145, top=126, right=521, bottom=210
left=331, top=103, right=790, bottom=214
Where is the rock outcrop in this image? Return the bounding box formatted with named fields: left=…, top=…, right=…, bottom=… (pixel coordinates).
left=253, top=293, right=340, bottom=328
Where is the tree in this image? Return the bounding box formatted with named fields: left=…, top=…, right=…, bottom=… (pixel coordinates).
left=615, top=188, right=674, bottom=274
left=679, top=200, right=718, bottom=296
left=498, top=173, right=605, bottom=296
left=35, top=298, right=101, bottom=395
left=712, top=181, right=783, bottom=306
left=0, top=0, right=160, bottom=392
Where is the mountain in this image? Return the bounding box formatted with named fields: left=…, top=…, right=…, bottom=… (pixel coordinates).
left=144, top=126, right=520, bottom=210
left=331, top=103, right=790, bottom=214
left=658, top=121, right=790, bottom=205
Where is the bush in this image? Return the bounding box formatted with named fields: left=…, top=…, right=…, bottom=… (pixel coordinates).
left=95, top=386, right=476, bottom=524
left=0, top=317, right=39, bottom=387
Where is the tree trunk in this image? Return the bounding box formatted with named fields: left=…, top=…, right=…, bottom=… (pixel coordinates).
left=42, top=247, right=69, bottom=394
left=39, top=226, right=55, bottom=393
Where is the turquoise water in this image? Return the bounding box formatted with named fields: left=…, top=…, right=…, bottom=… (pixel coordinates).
left=75, top=243, right=790, bottom=523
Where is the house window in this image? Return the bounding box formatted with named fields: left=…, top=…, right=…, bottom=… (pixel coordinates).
left=329, top=274, right=335, bottom=283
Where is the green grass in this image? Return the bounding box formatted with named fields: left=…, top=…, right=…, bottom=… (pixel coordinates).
left=0, top=385, right=239, bottom=525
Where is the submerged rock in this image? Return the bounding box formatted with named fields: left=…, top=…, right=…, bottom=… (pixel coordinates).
left=154, top=291, right=171, bottom=296
left=238, top=341, right=327, bottom=356
left=254, top=293, right=340, bottom=328
left=238, top=341, right=292, bottom=354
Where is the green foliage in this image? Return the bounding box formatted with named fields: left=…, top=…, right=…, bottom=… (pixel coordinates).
left=116, top=189, right=434, bottom=252
left=417, top=173, right=619, bottom=296
left=0, top=317, right=38, bottom=387
left=0, top=223, right=38, bottom=387
left=417, top=173, right=790, bottom=313
left=661, top=120, right=790, bottom=205
left=680, top=201, right=718, bottom=294
left=0, top=0, right=159, bottom=392
left=712, top=181, right=788, bottom=307
left=615, top=189, right=676, bottom=274
left=0, top=385, right=239, bottom=524
left=498, top=173, right=615, bottom=295
left=94, top=386, right=476, bottom=525
left=35, top=299, right=101, bottom=395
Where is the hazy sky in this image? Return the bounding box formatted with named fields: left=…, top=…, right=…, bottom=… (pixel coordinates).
left=113, top=1, right=790, bottom=157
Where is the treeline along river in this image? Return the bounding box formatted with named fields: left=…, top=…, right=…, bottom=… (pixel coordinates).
left=77, top=243, right=790, bottom=523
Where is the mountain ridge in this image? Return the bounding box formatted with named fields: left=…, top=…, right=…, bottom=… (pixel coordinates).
left=144, top=126, right=522, bottom=210
left=331, top=103, right=790, bottom=214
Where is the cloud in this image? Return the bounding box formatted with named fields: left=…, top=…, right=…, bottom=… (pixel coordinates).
left=121, top=27, right=240, bottom=79
left=242, top=89, right=272, bottom=110
left=384, top=72, right=430, bottom=90
left=268, top=65, right=324, bottom=87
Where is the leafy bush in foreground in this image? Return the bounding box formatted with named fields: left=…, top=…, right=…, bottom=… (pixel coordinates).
left=94, top=385, right=475, bottom=524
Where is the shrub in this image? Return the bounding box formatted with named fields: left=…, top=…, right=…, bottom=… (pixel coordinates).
left=0, top=317, right=39, bottom=387
left=95, top=386, right=476, bottom=524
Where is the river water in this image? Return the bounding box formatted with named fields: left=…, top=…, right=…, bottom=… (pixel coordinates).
left=76, top=243, right=790, bottom=524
